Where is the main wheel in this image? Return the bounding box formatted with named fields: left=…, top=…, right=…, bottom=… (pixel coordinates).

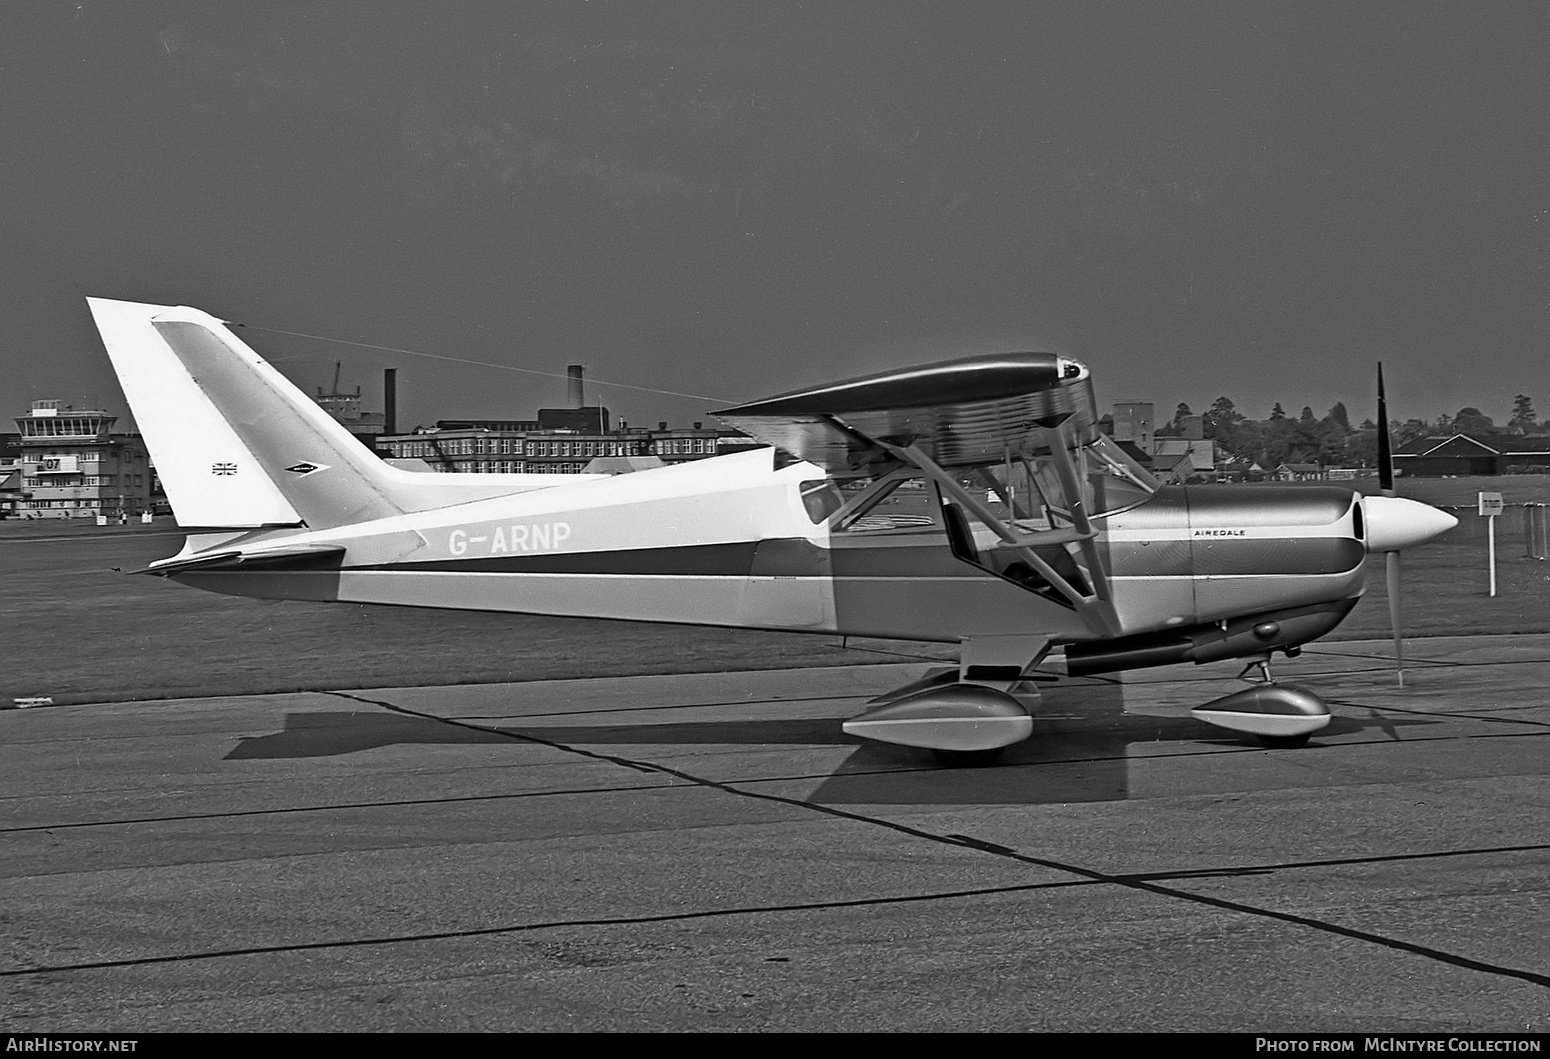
left=933, top=747, right=1005, bottom=768
left=1257, top=732, right=1311, bottom=749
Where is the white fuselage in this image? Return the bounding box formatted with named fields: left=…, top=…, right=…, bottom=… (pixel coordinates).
left=169, top=449, right=1372, bottom=647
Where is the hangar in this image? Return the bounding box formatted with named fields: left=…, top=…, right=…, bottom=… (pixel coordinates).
left=1394, top=432, right=1550, bottom=477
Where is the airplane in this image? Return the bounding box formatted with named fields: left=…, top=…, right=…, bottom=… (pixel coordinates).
left=86, top=298, right=1458, bottom=766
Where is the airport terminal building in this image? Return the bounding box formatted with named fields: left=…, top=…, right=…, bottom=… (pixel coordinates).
left=11, top=400, right=152, bottom=519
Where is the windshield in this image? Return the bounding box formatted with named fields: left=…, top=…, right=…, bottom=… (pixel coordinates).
left=1001, top=434, right=1159, bottom=526
left=802, top=432, right=1157, bottom=532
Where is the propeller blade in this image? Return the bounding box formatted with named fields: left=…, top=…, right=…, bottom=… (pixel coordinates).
left=1378, top=363, right=1401, bottom=685
left=1377, top=362, right=1394, bottom=497
left=1386, top=550, right=1404, bottom=687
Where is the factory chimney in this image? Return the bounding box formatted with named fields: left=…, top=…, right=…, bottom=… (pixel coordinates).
left=567, top=365, right=584, bottom=409
left=383, top=368, right=397, bottom=436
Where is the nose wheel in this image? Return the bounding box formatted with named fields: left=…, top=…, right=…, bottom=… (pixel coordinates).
left=932, top=746, right=1007, bottom=768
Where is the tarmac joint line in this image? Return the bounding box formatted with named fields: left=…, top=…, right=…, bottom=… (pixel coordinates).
left=319, top=690, right=1550, bottom=994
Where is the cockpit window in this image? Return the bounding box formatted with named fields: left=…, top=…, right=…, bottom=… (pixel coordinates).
left=801, top=472, right=943, bottom=533
left=797, top=430, right=1153, bottom=608
left=800, top=479, right=844, bottom=524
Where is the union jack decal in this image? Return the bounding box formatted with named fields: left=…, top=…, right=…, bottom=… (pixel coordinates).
left=211, top=462, right=238, bottom=476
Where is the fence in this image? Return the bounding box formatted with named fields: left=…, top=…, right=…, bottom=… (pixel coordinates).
left=1526, top=503, right=1549, bottom=560
left=1435, top=503, right=1548, bottom=559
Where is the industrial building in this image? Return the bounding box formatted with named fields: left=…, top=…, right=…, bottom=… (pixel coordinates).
left=378, top=418, right=757, bottom=474
left=1108, top=400, right=1217, bottom=478
left=313, top=362, right=387, bottom=445
left=1109, top=400, right=1156, bottom=457
left=374, top=364, right=761, bottom=474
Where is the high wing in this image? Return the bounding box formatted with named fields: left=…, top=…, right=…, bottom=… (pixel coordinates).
left=715, top=352, right=1099, bottom=473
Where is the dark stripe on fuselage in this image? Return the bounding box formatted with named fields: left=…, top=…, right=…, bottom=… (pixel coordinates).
left=388, top=541, right=762, bottom=576
left=338, top=531, right=1362, bottom=580
left=1186, top=536, right=1364, bottom=576
left=364, top=538, right=987, bottom=579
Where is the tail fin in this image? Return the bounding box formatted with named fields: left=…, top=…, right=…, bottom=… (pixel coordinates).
left=89, top=299, right=320, bottom=529
left=88, top=298, right=557, bottom=532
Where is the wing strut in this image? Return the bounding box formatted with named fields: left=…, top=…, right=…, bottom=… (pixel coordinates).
left=1044, top=425, right=1112, bottom=606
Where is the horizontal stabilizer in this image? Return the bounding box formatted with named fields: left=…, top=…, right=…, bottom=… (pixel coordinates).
left=141, top=543, right=347, bottom=577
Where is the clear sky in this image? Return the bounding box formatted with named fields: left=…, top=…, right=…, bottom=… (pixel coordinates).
left=2, top=1, right=1546, bottom=432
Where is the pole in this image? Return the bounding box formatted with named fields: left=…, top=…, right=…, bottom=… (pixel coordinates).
left=1488, top=513, right=1497, bottom=597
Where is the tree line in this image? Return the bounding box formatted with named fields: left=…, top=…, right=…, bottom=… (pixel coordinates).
left=1157, top=394, right=1541, bottom=470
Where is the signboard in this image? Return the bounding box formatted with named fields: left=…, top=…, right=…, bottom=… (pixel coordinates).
left=38, top=456, right=79, bottom=474
left=1478, top=492, right=1504, bottom=517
